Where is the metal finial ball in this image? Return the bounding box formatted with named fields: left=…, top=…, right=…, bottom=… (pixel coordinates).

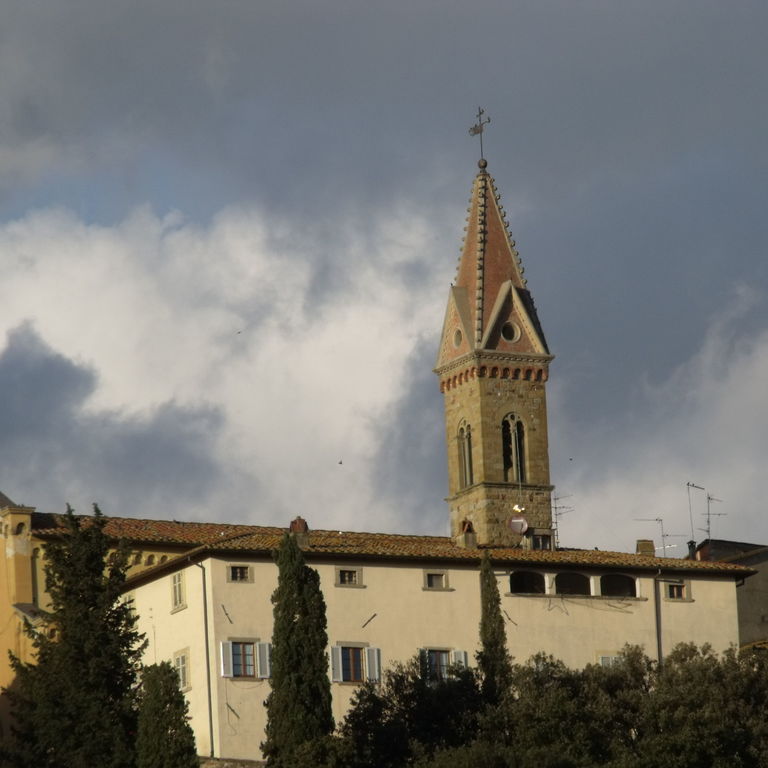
left=478, top=158, right=488, bottom=169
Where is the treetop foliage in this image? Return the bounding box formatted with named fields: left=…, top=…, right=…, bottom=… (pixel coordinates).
left=322, top=643, right=768, bottom=768
left=6, top=505, right=146, bottom=768
left=477, top=551, right=512, bottom=705
left=263, top=532, right=334, bottom=767
left=136, top=662, right=198, bottom=768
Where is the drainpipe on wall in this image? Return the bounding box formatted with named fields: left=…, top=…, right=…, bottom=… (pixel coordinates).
left=653, top=569, right=663, bottom=667
left=194, top=561, right=215, bottom=758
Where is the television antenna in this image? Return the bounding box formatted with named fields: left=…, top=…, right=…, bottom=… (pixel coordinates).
left=552, top=493, right=573, bottom=549
left=635, top=517, right=687, bottom=557
left=686, top=481, right=705, bottom=542
left=699, top=494, right=726, bottom=541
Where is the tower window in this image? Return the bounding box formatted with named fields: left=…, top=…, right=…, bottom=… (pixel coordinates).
left=501, top=322, right=520, bottom=342
left=501, top=414, right=526, bottom=483
left=458, top=422, right=474, bottom=488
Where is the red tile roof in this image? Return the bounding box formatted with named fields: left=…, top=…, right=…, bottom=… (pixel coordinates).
left=31, top=511, right=277, bottom=547
left=30, top=511, right=752, bottom=576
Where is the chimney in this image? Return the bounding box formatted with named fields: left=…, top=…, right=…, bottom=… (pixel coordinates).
left=636, top=539, right=655, bottom=557
left=289, top=516, right=310, bottom=549
left=454, top=519, right=477, bottom=549
left=686, top=540, right=697, bottom=560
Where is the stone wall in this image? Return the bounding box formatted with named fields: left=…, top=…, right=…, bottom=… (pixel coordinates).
left=441, top=366, right=553, bottom=546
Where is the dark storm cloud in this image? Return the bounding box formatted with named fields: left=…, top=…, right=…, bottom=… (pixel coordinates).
left=3, top=1, right=765, bottom=218
left=370, top=341, right=447, bottom=535
left=0, top=323, right=223, bottom=517
left=1, top=1, right=766, bottom=543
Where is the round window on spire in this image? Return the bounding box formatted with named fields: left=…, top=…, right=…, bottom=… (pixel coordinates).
left=501, top=322, right=520, bottom=343
left=453, top=329, right=462, bottom=348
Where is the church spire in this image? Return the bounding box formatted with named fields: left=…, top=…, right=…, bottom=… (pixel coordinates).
left=437, top=159, right=548, bottom=370
left=435, top=160, right=554, bottom=549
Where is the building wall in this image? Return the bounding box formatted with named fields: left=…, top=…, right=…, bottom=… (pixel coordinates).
left=734, top=553, right=768, bottom=646
left=130, top=554, right=741, bottom=763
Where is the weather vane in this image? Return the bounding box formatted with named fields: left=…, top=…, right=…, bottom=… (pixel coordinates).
left=468, top=107, right=491, bottom=160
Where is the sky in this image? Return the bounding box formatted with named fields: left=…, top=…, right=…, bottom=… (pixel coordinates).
left=1, top=0, right=767, bottom=555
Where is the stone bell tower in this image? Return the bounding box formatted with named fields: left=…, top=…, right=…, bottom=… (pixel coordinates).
left=435, top=159, right=554, bottom=548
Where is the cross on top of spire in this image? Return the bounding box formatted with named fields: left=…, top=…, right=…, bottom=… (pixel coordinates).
left=468, top=107, right=491, bottom=162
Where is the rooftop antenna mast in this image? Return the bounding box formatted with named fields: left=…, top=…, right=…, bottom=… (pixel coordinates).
left=686, top=481, right=705, bottom=542
left=635, top=517, right=686, bottom=557
left=469, top=107, right=491, bottom=160
left=552, top=494, right=573, bottom=549
left=701, top=494, right=725, bottom=541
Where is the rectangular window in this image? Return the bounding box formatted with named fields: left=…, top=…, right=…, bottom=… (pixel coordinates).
left=331, top=645, right=381, bottom=683
left=335, top=566, right=364, bottom=587
left=171, top=572, right=186, bottom=611
left=532, top=534, right=552, bottom=551
left=221, top=640, right=271, bottom=679
left=666, top=582, right=686, bottom=600
left=120, top=592, right=136, bottom=619
left=339, top=569, right=358, bottom=585
left=342, top=647, right=363, bottom=682
left=599, top=655, right=621, bottom=668
left=173, top=649, right=190, bottom=690
left=232, top=641, right=255, bottom=677
left=426, top=649, right=450, bottom=681
left=228, top=565, right=251, bottom=583
left=424, top=570, right=449, bottom=590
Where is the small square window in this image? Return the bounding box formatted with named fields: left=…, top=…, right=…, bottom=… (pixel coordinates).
left=229, top=565, right=251, bottom=583
left=335, top=567, right=364, bottom=587
left=339, top=569, right=358, bottom=585
left=666, top=582, right=686, bottom=600
left=532, top=534, right=552, bottom=551
left=424, top=571, right=449, bottom=590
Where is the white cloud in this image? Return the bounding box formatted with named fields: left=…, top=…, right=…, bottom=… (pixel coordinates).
left=553, top=286, right=768, bottom=553
left=0, top=202, right=447, bottom=530
left=2, top=203, right=767, bottom=552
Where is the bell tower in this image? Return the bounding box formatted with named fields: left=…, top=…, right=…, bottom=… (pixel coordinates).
left=435, top=159, right=554, bottom=548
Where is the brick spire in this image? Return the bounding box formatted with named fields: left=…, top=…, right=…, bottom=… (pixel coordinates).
left=436, top=160, right=549, bottom=371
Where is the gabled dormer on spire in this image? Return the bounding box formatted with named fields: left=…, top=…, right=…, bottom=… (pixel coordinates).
left=435, top=160, right=554, bottom=548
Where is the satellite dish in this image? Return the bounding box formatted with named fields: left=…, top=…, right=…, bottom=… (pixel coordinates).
left=509, top=516, right=528, bottom=535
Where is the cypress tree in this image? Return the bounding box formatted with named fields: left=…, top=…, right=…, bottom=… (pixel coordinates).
left=477, top=551, right=512, bottom=705
left=7, top=505, right=145, bottom=768
left=262, top=532, right=333, bottom=766
left=136, top=662, right=198, bottom=768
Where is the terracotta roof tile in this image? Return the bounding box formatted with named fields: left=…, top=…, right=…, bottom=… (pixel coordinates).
left=212, top=530, right=751, bottom=574
left=31, top=511, right=278, bottom=547
left=31, top=512, right=751, bottom=575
